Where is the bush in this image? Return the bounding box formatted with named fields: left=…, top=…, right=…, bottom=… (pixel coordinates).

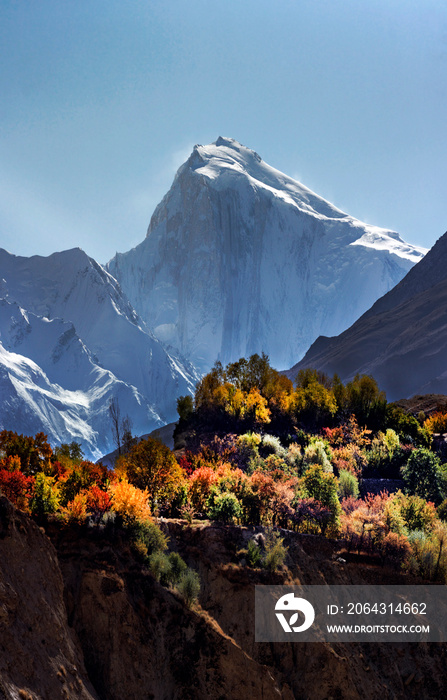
left=177, top=569, right=200, bottom=607
left=377, top=531, right=411, bottom=568
left=148, top=551, right=172, bottom=583
left=424, top=411, right=447, bottom=435
left=367, top=429, right=400, bottom=475
left=304, top=440, right=332, bottom=472
left=260, top=434, right=287, bottom=459
left=407, top=524, right=447, bottom=582
left=208, top=492, right=242, bottom=523
left=337, top=470, right=359, bottom=500
left=246, top=538, right=262, bottom=567
left=285, top=442, right=304, bottom=473
left=125, top=517, right=168, bottom=554
left=237, top=433, right=261, bottom=469
left=264, top=527, right=287, bottom=572
left=167, top=552, right=188, bottom=585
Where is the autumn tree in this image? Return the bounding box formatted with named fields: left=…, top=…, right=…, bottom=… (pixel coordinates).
left=116, top=437, right=185, bottom=507
left=424, top=412, right=447, bottom=435
left=0, top=430, right=52, bottom=475
left=299, top=464, right=341, bottom=534
left=292, top=370, right=337, bottom=429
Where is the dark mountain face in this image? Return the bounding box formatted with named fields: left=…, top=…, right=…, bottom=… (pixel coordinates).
left=287, top=231, right=447, bottom=401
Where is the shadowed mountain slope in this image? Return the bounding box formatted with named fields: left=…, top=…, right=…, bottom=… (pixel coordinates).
left=287, top=231, right=447, bottom=400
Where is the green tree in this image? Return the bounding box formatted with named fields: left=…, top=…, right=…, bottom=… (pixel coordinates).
left=30, top=473, right=60, bottom=521
left=345, top=374, right=387, bottom=429
left=338, top=470, right=359, bottom=500
left=54, top=442, right=83, bottom=463
left=401, top=449, right=443, bottom=505
left=386, top=405, right=430, bottom=446
left=209, top=492, right=242, bottom=523
left=167, top=552, right=188, bottom=585
left=300, top=464, right=341, bottom=534
left=177, top=394, right=194, bottom=422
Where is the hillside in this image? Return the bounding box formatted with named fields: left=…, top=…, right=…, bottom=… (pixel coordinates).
left=1, top=498, right=446, bottom=699
left=287, top=231, right=447, bottom=400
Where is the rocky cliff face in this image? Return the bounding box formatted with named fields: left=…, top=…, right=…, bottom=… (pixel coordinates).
left=1, top=501, right=446, bottom=699
left=108, top=137, right=425, bottom=372
left=0, top=496, right=98, bottom=700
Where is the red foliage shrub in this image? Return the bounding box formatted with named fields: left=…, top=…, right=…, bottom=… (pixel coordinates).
left=86, top=484, right=112, bottom=522
left=0, top=469, right=35, bottom=510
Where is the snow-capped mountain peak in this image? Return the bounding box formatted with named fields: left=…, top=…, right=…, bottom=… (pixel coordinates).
left=0, top=247, right=197, bottom=458
left=108, top=138, right=426, bottom=373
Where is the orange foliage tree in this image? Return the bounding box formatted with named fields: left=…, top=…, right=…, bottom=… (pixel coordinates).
left=108, top=479, right=151, bottom=523
left=116, top=437, right=185, bottom=508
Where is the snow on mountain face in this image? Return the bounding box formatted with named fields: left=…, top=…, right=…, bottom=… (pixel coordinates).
left=0, top=249, right=197, bottom=458
left=107, top=137, right=426, bottom=373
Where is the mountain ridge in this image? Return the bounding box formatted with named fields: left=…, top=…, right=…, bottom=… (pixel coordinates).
left=0, top=247, right=197, bottom=458
left=287, top=230, right=447, bottom=400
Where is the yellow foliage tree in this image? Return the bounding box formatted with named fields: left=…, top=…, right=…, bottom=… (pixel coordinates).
left=62, top=492, right=88, bottom=524
left=244, top=387, right=271, bottom=424
left=108, top=479, right=151, bottom=523
left=424, top=412, right=447, bottom=435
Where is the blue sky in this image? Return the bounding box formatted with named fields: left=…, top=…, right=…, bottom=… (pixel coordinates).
left=1, top=0, right=446, bottom=263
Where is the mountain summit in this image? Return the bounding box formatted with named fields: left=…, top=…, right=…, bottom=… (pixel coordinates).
left=108, top=138, right=425, bottom=372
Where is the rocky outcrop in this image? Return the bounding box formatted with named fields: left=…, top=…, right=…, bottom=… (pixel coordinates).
left=53, top=525, right=286, bottom=700
left=166, top=521, right=447, bottom=700
left=0, top=496, right=98, bottom=700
